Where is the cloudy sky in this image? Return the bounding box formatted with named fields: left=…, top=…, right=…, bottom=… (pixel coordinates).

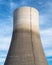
left=0, top=0, right=52, bottom=65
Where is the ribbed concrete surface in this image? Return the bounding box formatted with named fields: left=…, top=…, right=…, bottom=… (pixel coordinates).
left=4, top=31, right=35, bottom=65
left=4, top=7, right=48, bottom=65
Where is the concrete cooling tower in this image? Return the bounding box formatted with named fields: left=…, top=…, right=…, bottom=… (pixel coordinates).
left=4, top=6, right=48, bottom=65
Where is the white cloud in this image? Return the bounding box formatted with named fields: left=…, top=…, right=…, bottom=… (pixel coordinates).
left=0, top=36, right=11, bottom=50
left=0, top=17, right=13, bottom=51
left=40, top=28, right=52, bottom=51
left=39, top=1, right=52, bottom=27
left=0, top=58, right=5, bottom=62
left=0, top=12, right=13, bottom=65
left=45, top=49, right=52, bottom=57
left=46, top=2, right=52, bottom=13
left=10, top=2, right=19, bottom=11
left=40, top=15, right=45, bottom=25
left=40, top=28, right=52, bottom=57
left=40, top=28, right=52, bottom=36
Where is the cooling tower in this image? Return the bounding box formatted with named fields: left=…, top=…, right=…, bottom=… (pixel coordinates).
left=4, top=6, right=48, bottom=65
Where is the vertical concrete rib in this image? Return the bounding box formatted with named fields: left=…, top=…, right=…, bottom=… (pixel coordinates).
left=30, top=7, right=36, bottom=65
left=30, top=7, right=48, bottom=65
left=4, top=6, right=48, bottom=65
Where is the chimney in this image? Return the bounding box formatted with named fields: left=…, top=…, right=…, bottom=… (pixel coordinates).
left=4, top=6, right=48, bottom=65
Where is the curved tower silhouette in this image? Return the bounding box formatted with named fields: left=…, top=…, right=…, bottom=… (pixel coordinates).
left=4, top=7, right=48, bottom=65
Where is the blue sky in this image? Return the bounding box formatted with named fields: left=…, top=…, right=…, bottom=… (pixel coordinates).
left=0, top=0, right=52, bottom=65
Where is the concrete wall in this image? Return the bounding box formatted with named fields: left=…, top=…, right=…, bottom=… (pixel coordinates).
left=4, top=7, right=48, bottom=65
